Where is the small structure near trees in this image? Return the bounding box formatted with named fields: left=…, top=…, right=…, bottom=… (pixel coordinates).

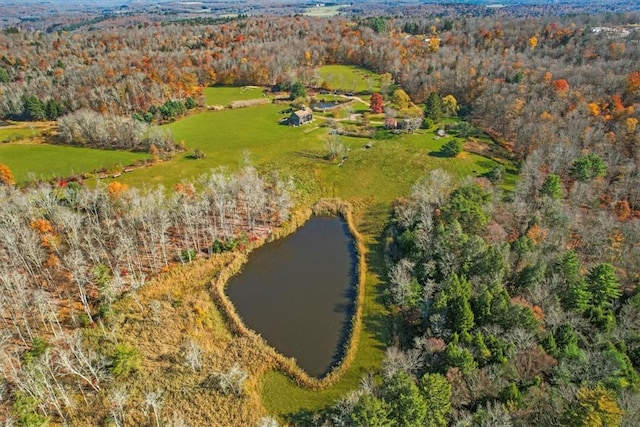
left=384, top=118, right=398, bottom=129
left=288, top=107, right=313, bottom=126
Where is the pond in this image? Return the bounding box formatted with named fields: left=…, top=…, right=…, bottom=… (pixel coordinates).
left=225, top=216, right=356, bottom=377
left=311, top=101, right=340, bottom=111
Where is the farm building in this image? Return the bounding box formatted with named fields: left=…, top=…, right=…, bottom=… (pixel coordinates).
left=288, top=107, right=313, bottom=126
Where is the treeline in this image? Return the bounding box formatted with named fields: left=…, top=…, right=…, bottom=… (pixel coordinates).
left=1, top=12, right=638, bottom=166
left=0, top=165, right=293, bottom=423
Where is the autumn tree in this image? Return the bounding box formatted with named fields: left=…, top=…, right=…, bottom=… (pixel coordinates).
left=0, top=163, right=15, bottom=186
left=570, top=385, right=624, bottom=427
left=392, top=89, right=411, bottom=110
left=370, top=92, right=384, bottom=114
left=441, top=94, right=459, bottom=117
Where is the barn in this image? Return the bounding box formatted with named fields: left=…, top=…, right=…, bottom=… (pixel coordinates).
left=288, top=107, right=313, bottom=126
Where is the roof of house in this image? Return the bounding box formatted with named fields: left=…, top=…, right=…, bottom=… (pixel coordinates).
left=293, top=107, right=313, bottom=118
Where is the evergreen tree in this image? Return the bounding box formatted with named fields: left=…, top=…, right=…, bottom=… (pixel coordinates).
left=425, top=91, right=443, bottom=121
left=381, top=371, right=428, bottom=427
left=350, top=394, right=393, bottom=427
left=290, top=81, right=306, bottom=100
left=567, top=279, right=592, bottom=313
left=570, top=154, right=607, bottom=182
left=23, top=95, right=46, bottom=121
left=420, top=373, right=452, bottom=427
left=445, top=341, right=477, bottom=373
left=587, top=263, right=621, bottom=306
left=541, top=174, right=562, bottom=199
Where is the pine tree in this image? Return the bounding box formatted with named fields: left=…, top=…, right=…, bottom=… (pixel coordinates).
left=381, top=372, right=428, bottom=427
left=541, top=174, right=562, bottom=199
left=587, top=264, right=621, bottom=307
left=425, top=91, right=443, bottom=122
left=350, top=394, right=393, bottom=427
left=420, top=373, right=452, bottom=427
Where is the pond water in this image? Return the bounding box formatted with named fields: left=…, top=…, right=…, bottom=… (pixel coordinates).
left=225, top=216, right=356, bottom=377
left=311, top=101, right=340, bottom=111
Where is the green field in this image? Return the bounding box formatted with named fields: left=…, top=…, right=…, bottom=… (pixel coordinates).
left=0, top=126, right=41, bottom=142
left=317, top=65, right=382, bottom=93
left=304, top=5, right=343, bottom=16
left=203, top=86, right=267, bottom=106
left=0, top=143, right=149, bottom=182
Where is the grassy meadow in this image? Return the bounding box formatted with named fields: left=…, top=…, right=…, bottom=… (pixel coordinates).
left=0, top=126, right=39, bottom=142
left=3, top=72, right=514, bottom=422
left=203, top=86, right=267, bottom=106
left=317, top=65, right=382, bottom=93
left=0, top=143, right=149, bottom=183
left=304, top=5, right=343, bottom=17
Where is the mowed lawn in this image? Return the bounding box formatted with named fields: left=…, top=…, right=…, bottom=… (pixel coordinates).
left=317, top=65, right=382, bottom=93
left=203, top=86, right=268, bottom=106
left=113, top=104, right=497, bottom=201
left=0, top=143, right=149, bottom=183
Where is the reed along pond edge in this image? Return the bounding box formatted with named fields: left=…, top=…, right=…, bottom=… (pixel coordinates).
left=210, top=198, right=367, bottom=390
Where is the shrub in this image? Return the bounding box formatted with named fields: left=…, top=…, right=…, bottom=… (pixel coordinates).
left=110, top=344, right=140, bottom=378
left=485, top=165, right=505, bottom=183
left=178, top=248, right=197, bottom=263
left=12, top=392, right=49, bottom=427
left=191, top=148, right=206, bottom=159
left=22, top=337, right=49, bottom=365
left=441, top=140, right=461, bottom=158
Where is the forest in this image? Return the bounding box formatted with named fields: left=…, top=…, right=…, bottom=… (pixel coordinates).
left=1, top=3, right=640, bottom=426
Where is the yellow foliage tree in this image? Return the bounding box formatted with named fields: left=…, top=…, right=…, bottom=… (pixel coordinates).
left=626, top=117, right=638, bottom=134
left=572, top=385, right=624, bottom=427
left=107, top=181, right=129, bottom=198
left=392, top=89, right=411, bottom=110
left=442, top=94, right=459, bottom=116
left=0, top=163, right=15, bottom=186
left=428, top=37, right=440, bottom=53
left=528, top=35, right=538, bottom=49
left=588, top=102, right=601, bottom=116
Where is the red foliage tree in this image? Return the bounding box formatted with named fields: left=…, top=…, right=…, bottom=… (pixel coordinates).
left=370, top=92, right=384, bottom=114
left=552, top=79, right=569, bottom=92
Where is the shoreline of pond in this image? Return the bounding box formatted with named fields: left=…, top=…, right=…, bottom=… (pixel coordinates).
left=210, top=198, right=367, bottom=389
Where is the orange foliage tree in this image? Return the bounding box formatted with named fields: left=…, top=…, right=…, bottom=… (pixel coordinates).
left=107, top=181, right=129, bottom=198
left=0, top=163, right=15, bottom=186
left=627, top=71, right=640, bottom=94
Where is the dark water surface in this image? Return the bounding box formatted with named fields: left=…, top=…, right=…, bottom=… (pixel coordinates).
left=225, top=216, right=356, bottom=377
